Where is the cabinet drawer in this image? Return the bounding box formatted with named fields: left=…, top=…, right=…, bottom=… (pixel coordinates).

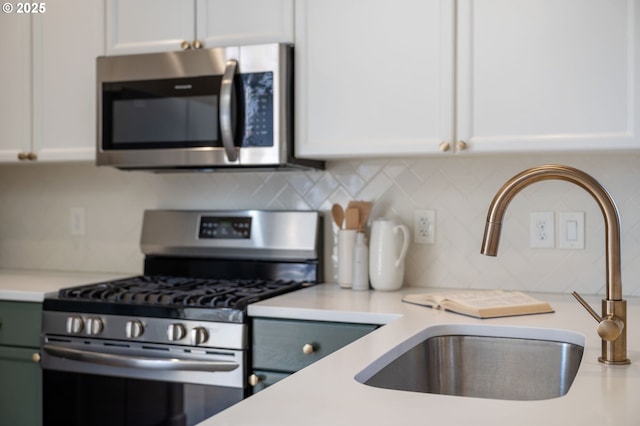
left=0, top=301, right=42, bottom=347
left=252, top=318, right=377, bottom=372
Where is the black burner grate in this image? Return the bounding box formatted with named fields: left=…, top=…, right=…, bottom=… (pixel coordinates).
left=58, top=275, right=307, bottom=310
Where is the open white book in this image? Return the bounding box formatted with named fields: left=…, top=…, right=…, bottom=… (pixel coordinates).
left=402, top=290, right=554, bottom=319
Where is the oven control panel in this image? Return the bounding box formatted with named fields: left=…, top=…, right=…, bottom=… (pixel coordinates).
left=198, top=216, right=252, bottom=239
left=43, top=311, right=247, bottom=350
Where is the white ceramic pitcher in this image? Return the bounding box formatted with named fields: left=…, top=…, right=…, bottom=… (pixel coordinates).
left=369, top=218, right=409, bottom=291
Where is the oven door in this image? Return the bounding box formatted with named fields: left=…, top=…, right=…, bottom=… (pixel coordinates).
left=40, top=337, right=246, bottom=426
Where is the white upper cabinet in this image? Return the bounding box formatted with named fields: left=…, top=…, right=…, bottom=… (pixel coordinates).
left=106, top=0, right=195, bottom=54
left=295, top=0, right=455, bottom=158
left=295, top=0, right=638, bottom=158
left=32, top=0, right=104, bottom=161
left=0, top=0, right=103, bottom=163
left=456, top=0, right=638, bottom=153
left=107, top=0, right=294, bottom=55
left=196, top=0, right=294, bottom=48
left=0, top=14, right=31, bottom=162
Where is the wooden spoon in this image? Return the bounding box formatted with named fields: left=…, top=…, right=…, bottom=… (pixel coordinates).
left=331, top=204, right=344, bottom=229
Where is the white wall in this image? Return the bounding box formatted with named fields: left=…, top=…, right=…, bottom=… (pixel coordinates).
left=1, top=152, right=640, bottom=296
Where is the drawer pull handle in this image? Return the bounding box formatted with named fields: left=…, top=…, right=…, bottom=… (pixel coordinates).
left=32, top=352, right=41, bottom=363
left=302, top=343, right=315, bottom=355
left=248, top=374, right=261, bottom=387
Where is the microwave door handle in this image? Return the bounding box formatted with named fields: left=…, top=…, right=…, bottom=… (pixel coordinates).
left=220, top=59, right=239, bottom=162
left=43, top=344, right=239, bottom=373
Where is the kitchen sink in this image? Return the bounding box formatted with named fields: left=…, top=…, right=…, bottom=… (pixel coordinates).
left=355, top=324, right=584, bottom=401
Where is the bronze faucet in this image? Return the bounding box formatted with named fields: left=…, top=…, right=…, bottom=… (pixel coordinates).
left=481, top=164, right=630, bottom=365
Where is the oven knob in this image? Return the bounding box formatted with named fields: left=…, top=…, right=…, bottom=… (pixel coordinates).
left=125, top=320, right=144, bottom=338
left=65, top=316, right=84, bottom=334
left=86, top=317, right=104, bottom=336
left=190, top=327, right=209, bottom=346
left=167, top=323, right=186, bottom=341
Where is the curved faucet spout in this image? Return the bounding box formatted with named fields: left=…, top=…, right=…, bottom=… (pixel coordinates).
left=481, top=164, right=629, bottom=365
left=481, top=164, right=621, bottom=301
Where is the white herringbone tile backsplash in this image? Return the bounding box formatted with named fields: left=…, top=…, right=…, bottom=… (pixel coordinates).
left=1, top=152, right=640, bottom=296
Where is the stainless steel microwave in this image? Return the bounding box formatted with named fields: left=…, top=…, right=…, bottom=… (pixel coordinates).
left=96, top=43, right=323, bottom=171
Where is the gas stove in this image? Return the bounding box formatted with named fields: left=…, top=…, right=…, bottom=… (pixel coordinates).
left=40, top=209, right=323, bottom=390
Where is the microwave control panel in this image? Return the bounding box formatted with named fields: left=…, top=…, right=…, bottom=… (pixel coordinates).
left=242, top=72, right=274, bottom=147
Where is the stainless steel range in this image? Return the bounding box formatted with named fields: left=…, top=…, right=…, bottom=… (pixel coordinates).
left=40, top=210, right=323, bottom=426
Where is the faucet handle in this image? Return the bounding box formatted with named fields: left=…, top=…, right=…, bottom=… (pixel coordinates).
left=572, top=291, right=623, bottom=342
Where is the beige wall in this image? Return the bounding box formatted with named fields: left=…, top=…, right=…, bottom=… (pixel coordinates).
left=1, top=152, right=639, bottom=296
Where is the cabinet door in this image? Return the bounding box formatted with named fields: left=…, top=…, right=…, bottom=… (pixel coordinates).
left=0, top=14, right=31, bottom=162
left=456, top=0, right=638, bottom=153
left=106, top=0, right=196, bottom=54
left=295, top=0, right=455, bottom=158
left=252, top=318, right=377, bottom=372
left=32, top=0, right=104, bottom=161
left=196, top=0, right=294, bottom=48
left=0, top=346, right=42, bottom=426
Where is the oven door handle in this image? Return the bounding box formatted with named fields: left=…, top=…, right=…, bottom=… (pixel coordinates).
left=43, top=344, right=239, bottom=372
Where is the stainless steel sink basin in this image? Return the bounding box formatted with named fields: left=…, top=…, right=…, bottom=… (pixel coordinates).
left=355, top=325, right=584, bottom=401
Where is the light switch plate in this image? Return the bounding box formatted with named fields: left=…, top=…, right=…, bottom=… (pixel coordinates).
left=559, top=212, right=584, bottom=249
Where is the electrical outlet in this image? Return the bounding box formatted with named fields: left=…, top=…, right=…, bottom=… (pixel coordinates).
left=414, top=209, right=435, bottom=244
left=530, top=212, right=554, bottom=248
left=70, top=207, right=86, bottom=236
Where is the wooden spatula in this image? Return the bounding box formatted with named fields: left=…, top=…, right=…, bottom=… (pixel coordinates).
left=344, top=207, right=359, bottom=230
left=347, top=201, right=372, bottom=232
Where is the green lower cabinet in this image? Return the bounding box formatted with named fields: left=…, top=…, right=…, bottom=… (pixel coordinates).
left=0, top=346, right=42, bottom=425
left=250, top=318, right=377, bottom=394
left=0, top=301, right=42, bottom=425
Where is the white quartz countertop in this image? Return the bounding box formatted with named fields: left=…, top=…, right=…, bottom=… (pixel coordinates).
left=203, top=283, right=640, bottom=426
left=0, top=269, right=130, bottom=302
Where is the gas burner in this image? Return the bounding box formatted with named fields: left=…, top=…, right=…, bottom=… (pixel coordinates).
left=58, top=275, right=308, bottom=310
